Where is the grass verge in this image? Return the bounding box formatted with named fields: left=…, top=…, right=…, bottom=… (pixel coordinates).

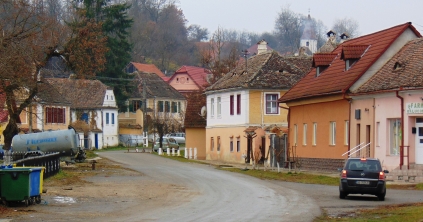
left=315, top=203, right=423, bottom=221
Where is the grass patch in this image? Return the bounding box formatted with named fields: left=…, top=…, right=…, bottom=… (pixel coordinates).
left=315, top=203, right=423, bottom=221
left=219, top=167, right=339, bottom=185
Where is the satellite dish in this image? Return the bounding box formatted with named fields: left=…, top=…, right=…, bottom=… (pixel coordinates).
left=200, top=106, right=207, bottom=117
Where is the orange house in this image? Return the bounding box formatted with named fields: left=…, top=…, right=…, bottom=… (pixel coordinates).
left=279, top=23, right=421, bottom=171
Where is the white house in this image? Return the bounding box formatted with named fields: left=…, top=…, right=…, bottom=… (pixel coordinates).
left=47, top=78, right=119, bottom=149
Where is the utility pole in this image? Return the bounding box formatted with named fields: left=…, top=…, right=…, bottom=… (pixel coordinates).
left=142, top=78, right=148, bottom=148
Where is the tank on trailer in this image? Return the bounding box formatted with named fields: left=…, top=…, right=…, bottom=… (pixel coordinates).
left=11, top=128, right=84, bottom=161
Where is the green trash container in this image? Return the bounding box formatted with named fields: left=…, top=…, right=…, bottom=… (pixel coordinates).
left=0, top=167, right=42, bottom=206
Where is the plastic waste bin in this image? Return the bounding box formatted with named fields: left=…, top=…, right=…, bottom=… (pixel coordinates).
left=13, top=167, right=45, bottom=196
left=0, top=167, right=42, bottom=206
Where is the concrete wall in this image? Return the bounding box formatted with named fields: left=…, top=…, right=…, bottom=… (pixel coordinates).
left=185, top=128, right=206, bottom=160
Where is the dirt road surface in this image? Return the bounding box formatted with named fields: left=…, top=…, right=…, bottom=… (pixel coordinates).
left=1, top=151, right=423, bottom=221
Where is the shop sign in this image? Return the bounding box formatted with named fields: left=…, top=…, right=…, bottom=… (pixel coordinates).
left=407, top=103, right=423, bottom=114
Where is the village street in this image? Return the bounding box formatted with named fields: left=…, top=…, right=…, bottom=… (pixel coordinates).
left=2, top=151, right=423, bottom=221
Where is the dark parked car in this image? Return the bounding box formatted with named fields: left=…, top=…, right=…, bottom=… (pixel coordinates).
left=338, top=157, right=389, bottom=201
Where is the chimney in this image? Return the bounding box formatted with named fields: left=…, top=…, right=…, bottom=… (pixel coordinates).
left=340, top=32, right=350, bottom=43
left=257, top=40, right=268, bottom=55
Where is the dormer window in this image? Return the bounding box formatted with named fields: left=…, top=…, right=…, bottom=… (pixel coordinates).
left=316, top=66, right=328, bottom=77
left=341, top=45, right=370, bottom=71
left=306, top=41, right=309, bottom=47
left=345, top=59, right=359, bottom=71
left=312, top=53, right=337, bottom=77
left=394, top=62, right=402, bottom=70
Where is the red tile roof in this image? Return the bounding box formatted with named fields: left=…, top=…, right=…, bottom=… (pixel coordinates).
left=169, top=66, right=211, bottom=89
left=312, top=53, right=338, bottom=67
left=130, top=62, right=165, bottom=77
left=353, top=38, right=423, bottom=93
left=184, top=91, right=206, bottom=128
left=340, top=45, right=370, bottom=59
left=279, top=22, right=421, bottom=102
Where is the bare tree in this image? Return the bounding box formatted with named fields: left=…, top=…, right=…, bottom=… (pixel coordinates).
left=199, top=27, right=239, bottom=85
left=274, top=5, right=302, bottom=54
left=331, top=18, right=360, bottom=40
left=0, top=0, right=108, bottom=154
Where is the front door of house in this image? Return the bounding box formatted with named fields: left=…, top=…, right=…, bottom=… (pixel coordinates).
left=416, top=118, right=423, bottom=164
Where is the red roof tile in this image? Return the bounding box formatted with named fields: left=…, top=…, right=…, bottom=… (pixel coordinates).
left=169, top=66, right=211, bottom=89
left=340, top=45, right=370, bottom=59
left=353, top=38, right=423, bottom=93
left=130, top=62, right=165, bottom=77
left=312, top=53, right=338, bottom=67
left=184, top=91, right=206, bottom=128
left=279, top=22, right=421, bottom=103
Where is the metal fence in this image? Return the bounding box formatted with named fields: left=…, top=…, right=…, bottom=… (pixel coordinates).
left=13, top=152, right=61, bottom=179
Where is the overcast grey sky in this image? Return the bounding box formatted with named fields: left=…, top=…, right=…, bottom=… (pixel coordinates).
left=178, top=0, right=423, bottom=36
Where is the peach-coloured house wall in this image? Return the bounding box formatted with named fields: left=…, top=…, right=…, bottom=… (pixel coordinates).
left=349, top=98, right=375, bottom=158
left=168, top=74, right=200, bottom=92
left=288, top=99, right=350, bottom=159
left=185, top=128, right=206, bottom=160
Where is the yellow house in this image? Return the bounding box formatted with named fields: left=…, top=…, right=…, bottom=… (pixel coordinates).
left=17, top=80, right=72, bottom=133
left=205, top=43, right=311, bottom=165
left=122, top=71, right=186, bottom=144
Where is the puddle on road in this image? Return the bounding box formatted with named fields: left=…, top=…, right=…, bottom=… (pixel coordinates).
left=53, top=196, right=76, bottom=204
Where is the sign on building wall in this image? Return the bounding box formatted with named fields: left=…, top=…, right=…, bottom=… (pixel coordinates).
left=407, top=103, right=423, bottom=114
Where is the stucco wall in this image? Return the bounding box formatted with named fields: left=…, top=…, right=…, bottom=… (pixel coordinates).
left=349, top=98, right=375, bottom=158
left=289, top=99, right=350, bottom=159
left=185, top=128, right=206, bottom=160
left=206, top=126, right=270, bottom=164
left=249, top=90, right=288, bottom=125
left=168, top=73, right=199, bottom=91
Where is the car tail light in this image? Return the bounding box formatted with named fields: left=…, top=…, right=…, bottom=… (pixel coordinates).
left=379, top=171, right=385, bottom=181
left=341, top=170, right=347, bottom=178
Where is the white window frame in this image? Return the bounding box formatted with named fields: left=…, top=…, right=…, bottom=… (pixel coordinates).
left=217, top=97, right=221, bottom=117
left=303, top=123, right=307, bottom=145
left=264, top=93, right=280, bottom=115
left=330, top=121, right=336, bottom=145
left=376, top=122, right=380, bottom=147
left=345, top=120, right=349, bottom=145
left=312, top=123, right=317, bottom=146
left=389, top=119, right=401, bottom=155
left=210, top=98, right=215, bottom=117
left=294, top=124, right=298, bottom=146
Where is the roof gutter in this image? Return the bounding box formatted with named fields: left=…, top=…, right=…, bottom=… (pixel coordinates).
left=343, top=90, right=351, bottom=154
left=396, top=90, right=405, bottom=167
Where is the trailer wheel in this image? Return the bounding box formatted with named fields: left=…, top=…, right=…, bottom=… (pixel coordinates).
left=35, top=195, right=41, bottom=204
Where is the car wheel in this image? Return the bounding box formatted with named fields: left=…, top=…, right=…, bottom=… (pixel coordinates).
left=378, top=192, right=386, bottom=201
left=339, top=191, right=347, bottom=199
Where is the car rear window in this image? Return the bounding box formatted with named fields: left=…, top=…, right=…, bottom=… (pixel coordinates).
left=346, top=159, right=380, bottom=171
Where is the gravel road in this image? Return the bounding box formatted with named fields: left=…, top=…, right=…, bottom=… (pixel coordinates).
left=2, top=151, right=423, bottom=222
left=99, top=151, right=321, bottom=221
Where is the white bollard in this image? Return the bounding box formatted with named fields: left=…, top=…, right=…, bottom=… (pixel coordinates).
left=184, top=148, right=188, bottom=159
left=194, top=147, right=197, bottom=160
left=189, top=148, right=193, bottom=159
left=177, top=149, right=181, bottom=156
left=172, top=148, right=175, bottom=156
left=158, top=148, right=163, bottom=155
left=167, top=148, right=170, bottom=156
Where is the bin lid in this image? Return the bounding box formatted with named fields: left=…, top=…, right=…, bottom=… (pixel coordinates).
left=0, top=167, right=42, bottom=172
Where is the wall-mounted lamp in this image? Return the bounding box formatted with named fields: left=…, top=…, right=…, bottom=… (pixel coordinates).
left=364, top=108, right=369, bottom=112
